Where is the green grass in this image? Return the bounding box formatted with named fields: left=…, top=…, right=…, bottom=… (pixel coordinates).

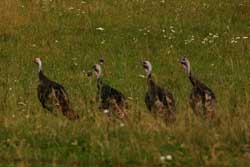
left=0, top=0, right=250, bottom=166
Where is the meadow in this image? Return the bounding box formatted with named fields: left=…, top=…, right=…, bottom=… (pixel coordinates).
left=0, top=0, right=250, bottom=166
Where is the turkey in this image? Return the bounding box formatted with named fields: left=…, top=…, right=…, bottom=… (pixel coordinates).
left=179, top=57, right=216, bottom=119
left=88, top=61, right=128, bottom=119
left=142, top=61, right=176, bottom=123
left=34, top=58, right=79, bottom=120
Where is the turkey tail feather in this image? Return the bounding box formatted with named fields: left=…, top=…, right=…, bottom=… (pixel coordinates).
left=58, top=87, right=79, bottom=120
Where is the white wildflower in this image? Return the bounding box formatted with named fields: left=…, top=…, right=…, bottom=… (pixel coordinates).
left=133, top=37, right=137, bottom=43
left=213, top=34, right=219, bottom=38
left=166, top=154, right=172, bottom=160
left=103, top=109, right=109, bottom=114
left=101, top=40, right=105, bottom=44
left=231, top=38, right=237, bottom=43
left=160, top=156, right=166, bottom=161
left=138, top=74, right=146, bottom=78
left=127, top=97, right=133, bottom=100
left=191, top=35, right=194, bottom=40
left=71, top=140, right=78, bottom=146
left=96, top=27, right=104, bottom=31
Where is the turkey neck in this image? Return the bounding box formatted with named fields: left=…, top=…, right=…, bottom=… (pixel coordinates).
left=147, top=73, right=156, bottom=91
left=97, top=78, right=103, bottom=90
left=185, top=62, right=197, bottom=87
left=37, top=62, right=48, bottom=82
left=188, top=72, right=198, bottom=87
left=38, top=70, right=50, bottom=83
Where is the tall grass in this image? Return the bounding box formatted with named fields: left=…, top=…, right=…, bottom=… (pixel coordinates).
left=0, top=0, right=250, bottom=166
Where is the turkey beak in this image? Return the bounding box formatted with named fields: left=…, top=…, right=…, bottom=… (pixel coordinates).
left=179, top=59, right=185, bottom=65
left=178, top=59, right=182, bottom=64
left=87, top=71, right=93, bottom=77
left=142, top=61, right=147, bottom=69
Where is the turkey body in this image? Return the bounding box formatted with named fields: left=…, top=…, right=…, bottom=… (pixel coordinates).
left=179, top=57, right=216, bottom=119
left=145, top=74, right=176, bottom=123
left=37, top=71, right=79, bottom=120
left=97, top=78, right=128, bottom=119
left=189, top=75, right=216, bottom=119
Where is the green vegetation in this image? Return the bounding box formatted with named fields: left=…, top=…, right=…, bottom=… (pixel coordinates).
left=0, top=0, right=250, bottom=166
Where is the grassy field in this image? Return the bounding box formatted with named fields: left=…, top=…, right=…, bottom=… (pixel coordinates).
left=0, top=0, right=250, bottom=166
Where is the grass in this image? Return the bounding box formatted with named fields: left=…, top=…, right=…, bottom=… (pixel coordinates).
left=0, top=0, right=250, bottom=166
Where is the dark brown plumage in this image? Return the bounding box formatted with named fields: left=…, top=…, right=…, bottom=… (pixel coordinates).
left=34, top=58, right=79, bottom=120
left=180, top=57, right=216, bottom=119
left=143, top=61, right=176, bottom=123
left=89, top=62, right=128, bottom=119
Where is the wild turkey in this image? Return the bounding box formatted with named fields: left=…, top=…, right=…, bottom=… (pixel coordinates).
left=142, top=61, right=176, bottom=123
left=179, top=57, right=216, bottom=119
left=34, top=58, right=79, bottom=120
left=88, top=61, right=128, bottom=119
